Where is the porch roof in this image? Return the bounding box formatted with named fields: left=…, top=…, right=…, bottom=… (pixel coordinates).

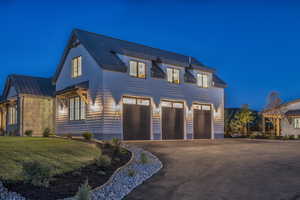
left=55, top=81, right=89, bottom=96
left=285, top=109, right=300, bottom=117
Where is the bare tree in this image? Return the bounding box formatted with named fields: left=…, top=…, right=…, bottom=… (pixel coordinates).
left=265, top=91, right=282, bottom=110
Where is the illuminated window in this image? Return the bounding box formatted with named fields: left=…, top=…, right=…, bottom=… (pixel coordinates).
left=69, top=96, right=86, bottom=121
left=294, top=118, right=300, bottom=129
left=161, top=101, right=183, bottom=108
left=129, top=60, right=146, bottom=78
left=197, top=73, right=210, bottom=88
left=193, top=104, right=211, bottom=111
left=72, top=56, right=82, bottom=78
left=8, top=105, right=17, bottom=125
left=167, top=68, right=180, bottom=84
left=123, top=97, right=150, bottom=106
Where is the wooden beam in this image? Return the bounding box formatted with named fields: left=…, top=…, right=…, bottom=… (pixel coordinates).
left=77, top=89, right=88, bottom=105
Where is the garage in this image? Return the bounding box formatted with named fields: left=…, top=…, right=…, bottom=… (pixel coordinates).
left=193, top=104, right=212, bottom=139
left=122, top=97, right=151, bottom=140
left=161, top=101, right=184, bottom=140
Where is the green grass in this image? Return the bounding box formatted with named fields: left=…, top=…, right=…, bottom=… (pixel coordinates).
left=0, top=137, right=101, bottom=181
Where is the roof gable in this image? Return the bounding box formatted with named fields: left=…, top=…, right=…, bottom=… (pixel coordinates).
left=53, top=29, right=216, bottom=83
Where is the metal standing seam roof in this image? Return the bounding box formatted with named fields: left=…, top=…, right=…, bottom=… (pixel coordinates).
left=3, top=74, right=55, bottom=98
left=53, top=29, right=226, bottom=88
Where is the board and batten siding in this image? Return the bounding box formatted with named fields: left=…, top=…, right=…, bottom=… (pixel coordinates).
left=55, top=44, right=104, bottom=138
left=55, top=44, right=225, bottom=139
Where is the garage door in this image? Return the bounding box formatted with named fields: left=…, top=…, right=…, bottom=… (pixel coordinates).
left=161, top=101, right=184, bottom=140
left=123, top=97, right=151, bottom=140
left=193, top=104, right=212, bottom=139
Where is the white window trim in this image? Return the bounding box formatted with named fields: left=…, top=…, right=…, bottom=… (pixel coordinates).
left=129, top=60, right=146, bottom=79
left=72, top=56, right=82, bottom=78
left=166, top=68, right=180, bottom=84
left=69, top=96, right=86, bottom=121
left=294, top=118, right=300, bottom=129
left=197, top=72, right=210, bottom=88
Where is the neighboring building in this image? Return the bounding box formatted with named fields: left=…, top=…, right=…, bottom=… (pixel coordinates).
left=262, top=99, right=300, bottom=136
left=0, top=29, right=226, bottom=140
left=52, top=29, right=226, bottom=140
left=0, top=75, right=55, bottom=136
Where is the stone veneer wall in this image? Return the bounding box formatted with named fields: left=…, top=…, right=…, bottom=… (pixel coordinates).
left=21, top=95, right=55, bottom=136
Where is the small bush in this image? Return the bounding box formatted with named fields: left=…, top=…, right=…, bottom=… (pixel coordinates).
left=140, top=152, right=148, bottom=164
left=283, top=135, right=289, bottom=140
left=95, top=155, right=112, bottom=167
left=97, top=170, right=106, bottom=176
left=82, top=132, right=93, bottom=141
left=127, top=169, right=135, bottom=177
left=65, top=133, right=73, bottom=139
left=22, top=161, right=52, bottom=187
left=297, top=135, right=300, bottom=140
left=249, top=134, right=256, bottom=139
left=111, top=138, right=122, bottom=156
left=76, top=179, right=92, bottom=200
left=43, top=128, right=52, bottom=137
left=24, top=130, right=33, bottom=137
left=289, top=135, right=295, bottom=140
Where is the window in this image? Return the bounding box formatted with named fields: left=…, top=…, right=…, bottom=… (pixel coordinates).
left=167, top=68, right=180, bottom=84
left=294, top=118, right=300, bottom=129
left=69, top=96, right=86, bottom=121
left=129, top=60, right=146, bottom=78
left=123, top=97, right=150, bottom=106
left=161, top=101, right=183, bottom=108
left=72, top=56, right=82, bottom=78
left=8, top=105, right=17, bottom=125
left=197, top=73, right=210, bottom=88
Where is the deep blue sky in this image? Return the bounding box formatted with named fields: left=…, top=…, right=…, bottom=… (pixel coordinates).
left=1, top=0, right=300, bottom=110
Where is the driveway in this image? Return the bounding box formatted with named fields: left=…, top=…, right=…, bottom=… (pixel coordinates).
left=124, top=139, right=300, bottom=200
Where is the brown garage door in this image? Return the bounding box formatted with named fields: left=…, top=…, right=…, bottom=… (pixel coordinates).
left=193, top=104, right=212, bottom=139
left=123, top=97, right=151, bottom=140
left=161, top=101, right=184, bottom=140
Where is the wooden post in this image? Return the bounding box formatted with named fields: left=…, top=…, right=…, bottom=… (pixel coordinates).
left=262, top=116, right=265, bottom=134
left=276, top=118, right=280, bottom=136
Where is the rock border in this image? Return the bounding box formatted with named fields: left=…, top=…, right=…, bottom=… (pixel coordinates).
left=0, top=143, right=163, bottom=200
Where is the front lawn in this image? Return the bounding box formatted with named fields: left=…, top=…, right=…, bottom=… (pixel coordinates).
left=0, top=137, right=101, bottom=181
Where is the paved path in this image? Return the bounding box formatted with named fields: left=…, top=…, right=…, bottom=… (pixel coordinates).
left=124, top=139, right=300, bottom=200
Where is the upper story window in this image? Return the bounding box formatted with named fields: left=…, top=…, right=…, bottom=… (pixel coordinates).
left=69, top=96, right=86, bottom=121
left=197, top=73, right=209, bottom=88
left=129, top=60, right=146, bottom=78
left=167, top=68, right=180, bottom=84
left=72, top=56, right=82, bottom=78
left=294, top=118, right=300, bottom=129
left=8, top=105, right=17, bottom=125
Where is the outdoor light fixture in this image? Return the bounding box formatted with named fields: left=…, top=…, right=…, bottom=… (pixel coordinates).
left=90, top=102, right=102, bottom=112
left=113, top=103, right=121, bottom=116
left=153, top=106, right=160, bottom=117
left=59, top=105, right=67, bottom=115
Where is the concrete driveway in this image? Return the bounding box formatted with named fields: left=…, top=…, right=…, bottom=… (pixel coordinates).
left=124, top=139, right=300, bottom=200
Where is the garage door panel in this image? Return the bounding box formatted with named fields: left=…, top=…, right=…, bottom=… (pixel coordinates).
left=193, top=107, right=212, bottom=139
left=123, top=102, right=150, bottom=140
left=162, top=103, right=184, bottom=140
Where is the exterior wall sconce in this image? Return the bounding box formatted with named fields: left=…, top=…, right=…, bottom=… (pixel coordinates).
left=187, top=109, right=193, bottom=120
left=214, top=107, right=221, bottom=119
left=113, top=104, right=121, bottom=116
left=153, top=107, right=160, bottom=117
left=59, top=105, right=67, bottom=115
left=90, top=102, right=103, bottom=112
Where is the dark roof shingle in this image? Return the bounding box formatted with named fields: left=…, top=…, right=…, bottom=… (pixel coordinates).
left=4, top=74, right=55, bottom=97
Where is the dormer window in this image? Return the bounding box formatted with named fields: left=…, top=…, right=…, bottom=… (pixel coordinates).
left=129, top=60, right=146, bottom=78
left=167, top=68, right=180, bottom=84
left=197, top=73, right=209, bottom=88
left=72, top=56, right=82, bottom=78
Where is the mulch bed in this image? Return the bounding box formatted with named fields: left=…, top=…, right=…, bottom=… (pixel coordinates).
left=4, top=142, right=131, bottom=200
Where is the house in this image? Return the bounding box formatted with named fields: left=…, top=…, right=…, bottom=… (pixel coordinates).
left=262, top=99, right=300, bottom=136
left=0, top=29, right=226, bottom=140
left=52, top=29, right=226, bottom=140
left=0, top=75, right=55, bottom=136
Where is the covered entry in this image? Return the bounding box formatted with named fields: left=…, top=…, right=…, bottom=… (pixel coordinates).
left=161, top=101, right=184, bottom=140
left=122, top=97, right=151, bottom=140
left=193, top=104, right=212, bottom=139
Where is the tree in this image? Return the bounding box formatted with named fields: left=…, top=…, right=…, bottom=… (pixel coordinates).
left=230, top=104, right=255, bottom=135
left=265, top=91, right=282, bottom=110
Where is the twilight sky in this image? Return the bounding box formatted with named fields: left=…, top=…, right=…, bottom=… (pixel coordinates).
left=1, top=0, right=300, bottom=110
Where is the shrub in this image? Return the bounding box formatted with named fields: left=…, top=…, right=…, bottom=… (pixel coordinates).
left=297, top=135, right=300, bottom=140
left=249, top=134, right=256, bottom=139
left=43, top=128, right=52, bottom=137
left=22, top=161, right=52, bottom=187
left=82, top=132, right=93, bottom=141
left=289, top=135, right=295, bottom=140
left=75, top=179, right=92, bottom=200
left=111, top=138, right=122, bottom=156
left=283, top=135, right=289, bottom=140
left=24, top=130, right=33, bottom=137
left=140, top=152, right=148, bottom=164
left=65, top=133, right=73, bottom=139
left=127, top=169, right=135, bottom=177
left=95, top=155, right=112, bottom=167
left=268, top=135, right=276, bottom=140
